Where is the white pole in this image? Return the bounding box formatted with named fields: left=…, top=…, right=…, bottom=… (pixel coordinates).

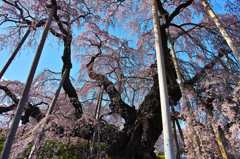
left=0, top=6, right=57, bottom=159
left=201, top=0, right=240, bottom=61
left=151, top=0, right=176, bottom=158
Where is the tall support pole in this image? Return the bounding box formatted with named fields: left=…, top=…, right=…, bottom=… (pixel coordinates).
left=161, top=13, right=185, bottom=158
left=0, top=6, right=57, bottom=159
left=47, top=68, right=69, bottom=115
left=151, top=0, right=176, bottom=158
left=207, top=106, right=228, bottom=159
left=91, top=84, right=104, bottom=157
left=0, top=28, right=32, bottom=79
left=162, top=14, right=203, bottom=157
left=165, top=11, right=227, bottom=156
left=171, top=118, right=180, bottom=159
left=96, top=122, right=101, bottom=159
left=28, top=68, right=69, bottom=159
left=201, top=0, right=240, bottom=62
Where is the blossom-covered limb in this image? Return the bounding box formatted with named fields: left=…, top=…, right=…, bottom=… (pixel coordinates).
left=0, top=85, right=45, bottom=123
left=184, top=49, right=230, bottom=87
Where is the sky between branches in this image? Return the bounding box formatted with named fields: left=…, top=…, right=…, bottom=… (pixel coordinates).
left=0, top=0, right=225, bottom=83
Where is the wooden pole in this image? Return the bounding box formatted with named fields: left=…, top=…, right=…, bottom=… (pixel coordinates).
left=167, top=14, right=228, bottom=156
left=166, top=19, right=207, bottom=158
left=171, top=119, right=180, bottom=159
left=0, top=6, right=57, bottom=159
left=28, top=68, right=69, bottom=159
left=91, top=84, right=104, bottom=157
left=47, top=68, right=69, bottom=115
left=162, top=15, right=203, bottom=157
left=151, top=0, right=176, bottom=158
left=201, top=0, right=240, bottom=62
left=0, top=28, right=32, bottom=79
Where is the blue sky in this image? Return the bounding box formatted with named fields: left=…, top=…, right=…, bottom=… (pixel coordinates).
left=0, top=26, right=133, bottom=84
left=0, top=0, right=225, bottom=83
left=0, top=38, right=65, bottom=82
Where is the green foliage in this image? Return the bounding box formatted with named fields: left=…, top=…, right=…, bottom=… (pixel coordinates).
left=156, top=155, right=165, bottom=159
left=0, top=129, right=163, bottom=159
left=17, top=140, right=107, bottom=159
left=0, top=129, right=6, bottom=156
left=0, top=139, right=4, bottom=155
left=18, top=142, right=33, bottom=158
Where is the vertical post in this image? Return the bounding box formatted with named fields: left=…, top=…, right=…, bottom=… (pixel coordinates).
left=28, top=68, right=69, bottom=159
left=171, top=119, right=180, bottom=159
left=91, top=84, right=104, bottom=157
left=162, top=13, right=203, bottom=157
left=207, top=109, right=228, bottom=159
left=0, top=6, right=57, bottom=159
left=96, top=123, right=101, bottom=158
left=47, top=68, right=69, bottom=115
left=0, top=28, right=32, bottom=79
left=166, top=11, right=226, bottom=156
left=201, top=0, right=240, bottom=62
left=151, top=0, right=176, bottom=158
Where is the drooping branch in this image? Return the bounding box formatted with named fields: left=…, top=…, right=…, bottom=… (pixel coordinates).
left=184, top=49, right=229, bottom=86
left=49, top=0, right=70, bottom=37
left=70, top=1, right=92, bottom=24
left=0, top=104, right=17, bottom=114
left=156, top=0, right=194, bottom=29
left=171, top=23, right=216, bottom=53
left=0, top=85, right=19, bottom=114
left=2, top=0, right=29, bottom=24
left=86, top=53, right=136, bottom=123
left=164, top=0, right=194, bottom=28
left=156, top=0, right=168, bottom=17
left=49, top=27, right=65, bottom=39
left=0, top=85, right=45, bottom=123
left=0, top=85, right=19, bottom=103
left=1, top=0, right=47, bottom=27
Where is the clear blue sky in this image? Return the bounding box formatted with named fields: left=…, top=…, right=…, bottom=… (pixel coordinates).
left=0, top=38, right=66, bottom=82
left=0, top=26, right=132, bottom=83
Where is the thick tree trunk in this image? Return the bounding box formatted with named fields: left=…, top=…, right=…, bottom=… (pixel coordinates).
left=86, top=51, right=182, bottom=158
left=105, top=73, right=162, bottom=159
left=61, top=36, right=83, bottom=118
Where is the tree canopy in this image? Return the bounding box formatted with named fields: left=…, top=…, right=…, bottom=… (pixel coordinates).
left=0, top=0, right=240, bottom=158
